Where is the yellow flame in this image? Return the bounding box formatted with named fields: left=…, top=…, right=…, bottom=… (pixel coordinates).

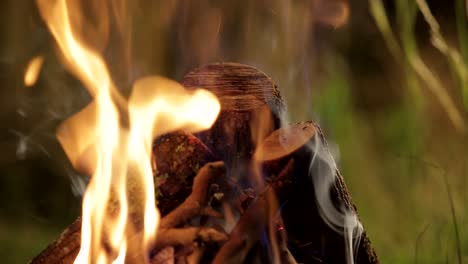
left=24, top=55, right=44, bottom=87
left=37, top=0, right=220, bottom=263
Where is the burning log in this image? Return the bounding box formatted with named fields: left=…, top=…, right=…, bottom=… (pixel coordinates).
left=153, top=161, right=229, bottom=250
left=30, top=62, right=378, bottom=264
left=152, top=131, right=217, bottom=215
left=183, top=63, right=378, bottom=263
left=29, top=131, right=218, bottom=264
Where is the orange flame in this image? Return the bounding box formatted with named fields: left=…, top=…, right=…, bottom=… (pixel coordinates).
left=24, top=55, right=44, bottom=87
left=36, top=0, right=220, bottom=263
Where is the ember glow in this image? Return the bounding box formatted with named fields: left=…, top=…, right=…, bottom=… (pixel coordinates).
left=24, top=55, right=44, bottom=87
left=35, top=0, right=220, bottom=263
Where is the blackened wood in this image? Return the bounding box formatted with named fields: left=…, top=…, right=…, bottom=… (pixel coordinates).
left=212, top=159, right=297, bottom=264
left=255, top=121, right=379, bottom=264
left=152, top=130, right=216, bottom=215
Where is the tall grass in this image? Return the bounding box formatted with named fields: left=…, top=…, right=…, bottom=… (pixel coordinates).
left=349, top=1, right=468, bottom=262
left=370, top=0, right=466, bottom=132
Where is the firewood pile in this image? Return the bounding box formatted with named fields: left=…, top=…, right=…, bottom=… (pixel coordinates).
left=30, top=63, right=379, bottom=264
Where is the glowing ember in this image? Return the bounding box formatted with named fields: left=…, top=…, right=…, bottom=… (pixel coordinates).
left=35, top=0, right=220, bottom=263
left=24, top=55, right=44, bottom=87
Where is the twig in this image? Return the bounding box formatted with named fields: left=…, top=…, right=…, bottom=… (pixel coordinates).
left=155, top=227, right=228, bottom=249
left=150, top=161, right=228, bottom=261
left=160, top=161, right=225, bottom=228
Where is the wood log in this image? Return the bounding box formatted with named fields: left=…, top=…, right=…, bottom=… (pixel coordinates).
left=30, top=62, right=286, bottom=264
left=29, top=131, right=215, bottom=264
left=31, top=63, right=378, bottom=264
left=28, top=217, right=82, bottom=264
left=152, top=130, right=216, bottom=215
left=182, top=62, right=285, bottom=174
left=254, top=121, right=379, bottom=264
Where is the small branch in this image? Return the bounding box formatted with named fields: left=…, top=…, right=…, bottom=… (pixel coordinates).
left=155, top=227, right=228, bottom=249
left=160, top=161, right=225, bottom=228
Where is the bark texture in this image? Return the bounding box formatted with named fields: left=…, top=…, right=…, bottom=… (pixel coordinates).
left=182, top=62, right=285, bottom=173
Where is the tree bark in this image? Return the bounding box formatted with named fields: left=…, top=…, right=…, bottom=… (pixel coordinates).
left=182, top=62, right=285, bottom=174
left=28, top=217, right=82, bottom=264
left=152, top=131, right=216, bottom=215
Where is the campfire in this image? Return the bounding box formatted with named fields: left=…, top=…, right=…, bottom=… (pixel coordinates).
left=29, top=0, right=378, bottom=263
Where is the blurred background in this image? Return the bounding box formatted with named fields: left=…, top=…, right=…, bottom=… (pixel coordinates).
left=1, top=0, right=467, bottom=263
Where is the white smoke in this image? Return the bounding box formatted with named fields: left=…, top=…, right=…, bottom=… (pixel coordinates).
left=307, top=130, right=363, bottom=264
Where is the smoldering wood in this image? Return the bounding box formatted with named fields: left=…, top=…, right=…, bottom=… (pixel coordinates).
left=109, top=161, right=232, bottom=263
left=181, top=63, right=377, bottom=263
left=212, top=159, right=297, bottom=264
left=30, top=62, right=378, bottom=264
left=210, top=121, right=377, bottom=263
left=152, top=131, right=217, bottom=215
left=29, top=131, right=218, bottom=264
left=158, top=161, right=225, bottom=229
left=152, top=161, right=230, bottom=253
left=254, top=121, right=378, bottom=263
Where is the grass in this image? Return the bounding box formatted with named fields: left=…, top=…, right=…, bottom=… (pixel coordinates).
left=313, top=69, right=467, bottom=262
left=365, top=2, right=467, bottom=261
